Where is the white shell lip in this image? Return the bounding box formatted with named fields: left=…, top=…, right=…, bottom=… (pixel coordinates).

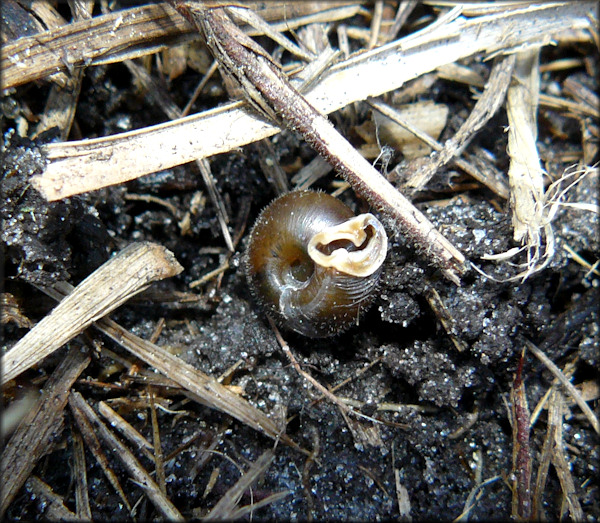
left=307, top=213, right=388, bottom=277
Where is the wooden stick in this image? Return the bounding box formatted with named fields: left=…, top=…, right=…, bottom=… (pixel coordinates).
left=1, top=242, right=183, bottom=385
left=173, top=2, right=467, bottom=282
left=32, top=3, right=594, bottom=202
left=0, top=347, right=90, bottom=518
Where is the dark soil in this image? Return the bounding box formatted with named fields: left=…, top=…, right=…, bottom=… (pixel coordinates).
left=1, top=2, right=599, bottom=521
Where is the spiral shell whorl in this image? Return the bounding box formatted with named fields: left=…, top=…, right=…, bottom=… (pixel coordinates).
left=245, top=190, right=387, bottom=337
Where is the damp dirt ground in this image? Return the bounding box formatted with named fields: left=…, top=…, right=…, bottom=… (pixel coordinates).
left=2, top=2, right=599, bottom=520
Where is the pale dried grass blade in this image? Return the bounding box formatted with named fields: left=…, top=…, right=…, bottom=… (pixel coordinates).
left=547, top=391, right=584, bottom=520
left=507, top=48, right=544, bottom=245
left=395, top=470, right=412, bottom=520
left=69, top=391, right=184, bottom=520
left=526, top=340, right=600, bottom=435
left=32, top=3, right=595, bottom=201
left=0, top=242, right=183, bottom=385
left=203, top=450, right=274, bottom=520
left=0, top=347, right=90, bottom=518
left=25, top=477, right=79, bottom=521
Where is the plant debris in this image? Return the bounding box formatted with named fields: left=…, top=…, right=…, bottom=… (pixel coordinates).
left=1, top=1, right=598, bottom=520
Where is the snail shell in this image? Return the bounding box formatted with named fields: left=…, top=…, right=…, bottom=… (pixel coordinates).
left=245, top=190, right=388, bottom=337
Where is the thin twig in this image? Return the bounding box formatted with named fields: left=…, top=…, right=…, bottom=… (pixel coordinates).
left=0, top=347, right=90, bottom=518
left=525, top=339, right=600, bottom=435
left=269, top=318, right=381, bottom=425
left=171, top=1, right=467, bottom=283
left=403, top=53, right=516, bottom=193
left=509, top=350, right=532, bottom=519
left=69, top=392, right=184, bottom=520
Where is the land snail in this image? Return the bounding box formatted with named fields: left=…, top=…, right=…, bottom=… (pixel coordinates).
left=245, top=190, right=388, bottom=337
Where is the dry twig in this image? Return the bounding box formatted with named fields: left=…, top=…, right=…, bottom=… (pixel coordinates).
left=37, top=282, right=303, bottom=450
left=508, top=351, right=532, bottom=519
left=30, top=3, right=594, bottom=201
left=1, top=242, right=183, bottom=384
left=69, top=391, right=184, bottom=520
left=171, top=1, right=467, bottom=282
left=525, top=339, right=600, bottom=435
left=0, top=347, right=90, bottom=518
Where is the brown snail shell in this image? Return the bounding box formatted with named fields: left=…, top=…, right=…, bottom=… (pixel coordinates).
left=245, top=190, right=388, bottom=337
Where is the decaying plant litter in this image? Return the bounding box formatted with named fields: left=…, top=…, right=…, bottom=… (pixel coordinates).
left=1, top=1, right=598, bottom=520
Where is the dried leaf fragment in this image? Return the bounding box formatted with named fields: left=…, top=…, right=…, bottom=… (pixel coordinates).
left=373, top=101, right=449, bottom=159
